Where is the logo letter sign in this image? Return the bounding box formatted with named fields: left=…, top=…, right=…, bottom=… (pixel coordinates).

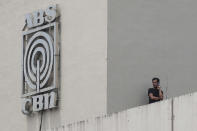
left=22, top=5, right=60, bottom=115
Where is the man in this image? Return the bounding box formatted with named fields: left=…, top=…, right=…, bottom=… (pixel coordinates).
left=148, top=77, right=163, bottom=104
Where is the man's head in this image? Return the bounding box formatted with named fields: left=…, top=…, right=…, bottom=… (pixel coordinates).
left=152, top=77, right=160, bottom=88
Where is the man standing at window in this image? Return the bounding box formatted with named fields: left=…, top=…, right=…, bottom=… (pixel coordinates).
left=148, top=77, right=163, bottom=104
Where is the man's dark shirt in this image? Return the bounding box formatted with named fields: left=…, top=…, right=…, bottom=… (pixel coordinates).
left=148, top=88, right=163, bottom=104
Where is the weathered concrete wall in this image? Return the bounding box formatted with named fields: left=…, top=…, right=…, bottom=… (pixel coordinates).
left=108, top=0, right=197, bottom=113
left=61, top=99, right=172, bottom=131
left=46, top=92, right=196, bottom=131
left=173, top=92, right=197, bottom=131
left=127, top=99, right=172, bottom=131
left=0, top=0, right=107, bottom=131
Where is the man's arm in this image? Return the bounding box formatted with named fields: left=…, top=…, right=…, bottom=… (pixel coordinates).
left=157, top=86, right=163, bottom=100
left=148, top=93, right=160, bottom=100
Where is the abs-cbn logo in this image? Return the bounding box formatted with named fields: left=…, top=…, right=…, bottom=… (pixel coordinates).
left=21, top=5, right=60, bottom=115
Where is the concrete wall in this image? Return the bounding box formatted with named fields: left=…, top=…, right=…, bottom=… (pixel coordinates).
left=0, top=0, right=107, bottom=131
left=108, top=0, right=197, bottom=113
left=173, top=92, right=197, bottom=131
left=45, top=92, right=197, bottom=131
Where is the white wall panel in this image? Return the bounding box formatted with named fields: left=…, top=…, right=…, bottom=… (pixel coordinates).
left=127, top=99, right=172, bottom=131
left=174, top=92, right=197, bottom=131
left=60, top=99, right=172, bottom=131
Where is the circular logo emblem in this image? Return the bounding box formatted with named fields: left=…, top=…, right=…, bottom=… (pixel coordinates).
left=24, top=31, right=54, bottom=90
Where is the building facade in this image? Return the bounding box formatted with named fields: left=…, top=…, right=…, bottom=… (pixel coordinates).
left=0, top=0, right=197, bottom=130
